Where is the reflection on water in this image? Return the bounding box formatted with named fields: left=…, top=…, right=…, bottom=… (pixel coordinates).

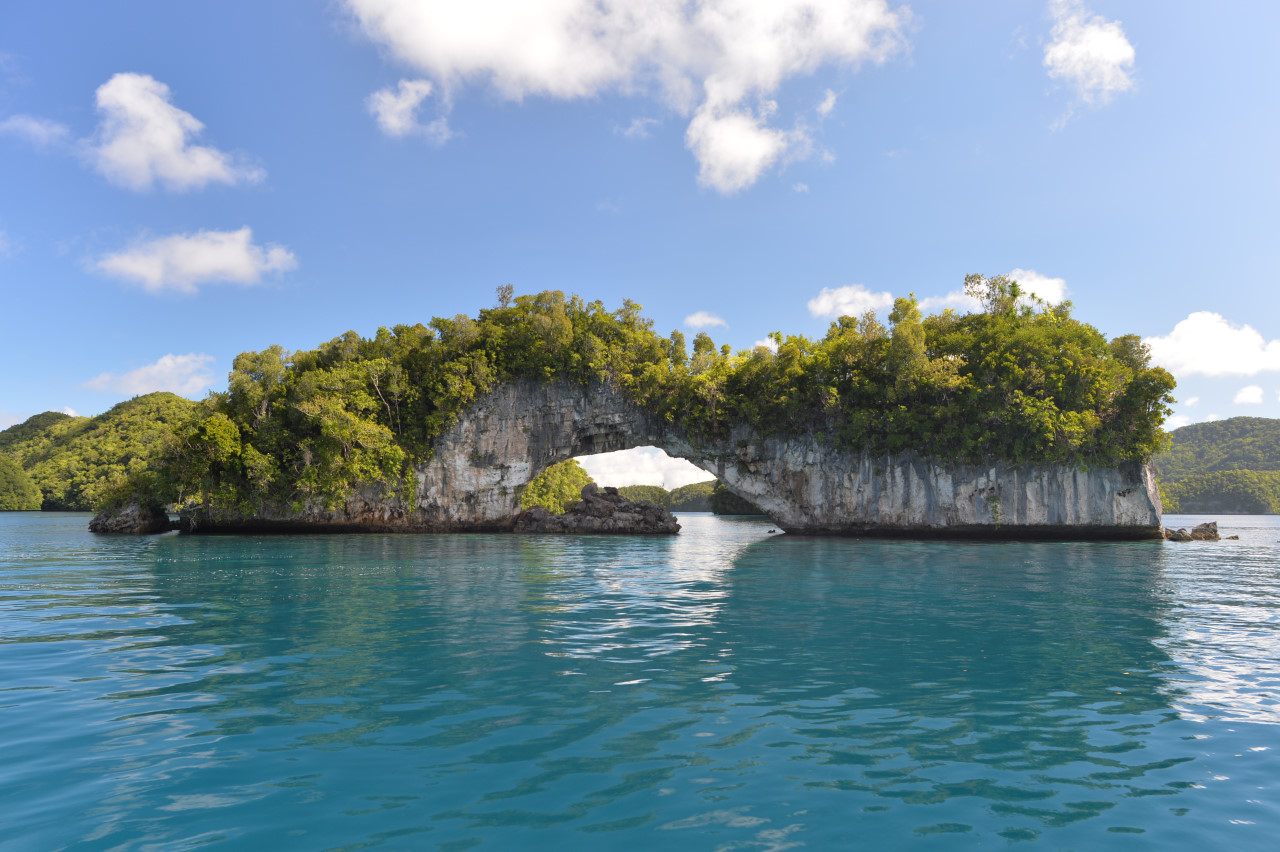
left=1, top=512, right=1279, bottom=849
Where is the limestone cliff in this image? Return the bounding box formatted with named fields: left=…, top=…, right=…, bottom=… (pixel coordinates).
left=102, top=380, right=1162, bottom=538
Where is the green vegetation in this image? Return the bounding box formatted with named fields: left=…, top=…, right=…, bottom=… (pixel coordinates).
left=709, top=482, right=763, bottom=515
left=619, top=481, right=762, bottom=514
left=669, top=481, right=714, bottom=511
left=21, top=279, right=1169, bottom=516
left=0, top=394, right=197, bottom=511
left=1156, top=417, right=1280, bottom=513
left=520, top=459, right=594, bottom=514
left=1161, top=470, right=1280, bottom=514
left=0, top=454, right=41, bottom=510
left=616, top=484, right=672, bottom=507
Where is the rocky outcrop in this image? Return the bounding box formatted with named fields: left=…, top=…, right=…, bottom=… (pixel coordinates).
left=1163, top=521, right=1236, bottom=541
left=139, top=379, right=1162, bottom=539
left=515, top=484, right=680, bottom=534
left=88, top=501, right=174, bottom=534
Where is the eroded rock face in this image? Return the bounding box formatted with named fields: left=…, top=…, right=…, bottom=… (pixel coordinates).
left=170, top=379, right=1163, bottom=539
left=88, top=501, right=173, bottom=534
left=515, top=484, right=680, bottom=534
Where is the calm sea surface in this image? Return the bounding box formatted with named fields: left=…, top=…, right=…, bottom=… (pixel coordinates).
left=2, top=512, right=1279, bottom=850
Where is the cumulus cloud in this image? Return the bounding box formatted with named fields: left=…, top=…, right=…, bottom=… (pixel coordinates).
left=61, top=406, right=79, bottom=417
left=1044, top=0, right=1136, bottom=107
left=807, top=284, right=894, bottom=319
left=0, top=114, right=71, bottom=147
left=619, top=117, right=660, bottom=139
left=95, top=227, right=297, bottom=294
left=367, top=78, right=452, bottom=142
left=89, top=72, right=264, bottom=192
left=1145, top=312, right=1280, bottom=377
left=575, top=446, right=714, bottom=490
left=85, top=353, right=217, bottom=397
left=1234, top=385, right=1264, bottom=405
left=1008, top=267, right=1068, bottom=304
left=343, top=0, right=908, bottom=192
left=1164, top=414, right=1190, bottom=431
left=685, top=311, right=727, bottom=329
left=753, top=336, right=779, bottom=353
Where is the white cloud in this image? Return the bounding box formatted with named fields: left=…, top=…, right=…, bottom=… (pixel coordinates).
left=1044, top=0, right=1135, bottom=107
left=61, top=406, right=79, bottom=417
left=1007, top=267, right=1068, bottom=304
left=817, top=89, right=837, bottom=116
left=96, top=227, right=297, bottom=294
left=343, top=0, right=908, bottom=193
left=753, top=337, right=779, bottom=353
left=918, top=289, right=981, bottom=314
left=367, top=78, right=452, bottom=142
left=792, top=181, right=809, bottom=193
left=85, top=353, right=217, bottom=398
left=1184, top=396, right=1199, bottom=407
left=685, top=310, right=727, bottom=329
left=1234, top=385, right=1263, bottom=405
left=1145, top=312, right=1280, bottom=377
left=89, top=72, right=264, bottom=192
left=807, top=284, right=894, bottom=319
left=0, top=114, right=71, bottom=147
left=686, top=107, right=797, bottom=193
left=619, top=117, right=660, bottom=139
left=575, top=446, right=714, bottom=490
left=1206, top=413, right=1221, bottom=422
left=1165, top=414, right=1190, bottom=431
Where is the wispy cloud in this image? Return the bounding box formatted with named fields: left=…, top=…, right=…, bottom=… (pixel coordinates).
left=85, top=353, right=217, bottom=397
left=685, top=311, right=727, bottom=329
left=618, top=117, right=660, bottom=139
left=95, top=227, right=297, bottom=294
left=816, top=89, right=837, bottom=116
left=0, top=114, right=71, bottom=147
left=367, top=78, right=452, bottom=142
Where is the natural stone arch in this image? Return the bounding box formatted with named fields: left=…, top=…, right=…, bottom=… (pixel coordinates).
left=181, top=378, right=1162, bottom=538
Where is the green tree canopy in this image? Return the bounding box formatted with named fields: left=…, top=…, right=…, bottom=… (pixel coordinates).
left=520, top=459, right=595, bottom=514
left=0, top=454, right=41, bottom=511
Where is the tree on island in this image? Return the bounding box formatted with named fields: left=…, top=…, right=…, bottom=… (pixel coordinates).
left=63, top=280, right=1173, bottom=517
left=520, top=459, right=594, bottom=514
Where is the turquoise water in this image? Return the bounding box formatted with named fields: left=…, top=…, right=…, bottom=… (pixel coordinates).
left=2, top=513, right=1280, bottom=850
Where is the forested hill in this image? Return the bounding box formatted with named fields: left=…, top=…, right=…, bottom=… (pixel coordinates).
left=1156, top=417, right=1280, bottom=513
left=1156, top=417, right=1280, bottom=480
left=0, top=393, right=196, bottom=511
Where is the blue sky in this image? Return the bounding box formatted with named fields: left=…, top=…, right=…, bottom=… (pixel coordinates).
left=2, top=1, right=1278, bottom=483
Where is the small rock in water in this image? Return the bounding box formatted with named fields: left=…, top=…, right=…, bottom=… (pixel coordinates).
left=1163, top=521, right=1221, bottom=542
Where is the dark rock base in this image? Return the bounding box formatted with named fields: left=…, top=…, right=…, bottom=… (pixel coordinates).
left=515, top=484, right=680, bottom=534
left=89, top=502, right=175, bottom=534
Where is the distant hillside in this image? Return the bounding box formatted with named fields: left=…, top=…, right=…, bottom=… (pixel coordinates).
left=0, top=393, right=197, bottom=511
left=1156, top=417, right=1280, bottom=513
left=1156, top=417, right=1280, bottom=481
left=616, top=480, right=762, bottom=514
